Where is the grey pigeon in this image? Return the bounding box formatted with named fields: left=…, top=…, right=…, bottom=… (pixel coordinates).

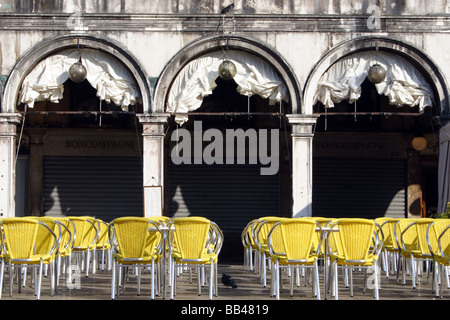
left=222, top=273, right=237, bottom=288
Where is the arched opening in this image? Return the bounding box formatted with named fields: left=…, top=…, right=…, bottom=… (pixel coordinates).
left=6, top=35, right=150, bottom=221
left=310, top=46, right=441, bottom=219
left=159, top=42, right=297, bottom=262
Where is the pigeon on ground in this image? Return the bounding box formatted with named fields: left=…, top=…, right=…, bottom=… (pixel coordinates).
left=222, top=273, right=237, bottom=288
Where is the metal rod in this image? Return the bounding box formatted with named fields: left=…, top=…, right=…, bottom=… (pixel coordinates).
left=19, top=111, right=136, bottom=115
left=314, top=112, right=424, bottom=117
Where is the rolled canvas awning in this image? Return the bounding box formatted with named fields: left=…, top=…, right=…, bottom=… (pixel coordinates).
left=314, top=51, right=434, bottom=110
left=166, top=50, right=289, bottom=125
left=438, top=123, right=450, bottom=214
left=18, top=48, right=141, bottom=110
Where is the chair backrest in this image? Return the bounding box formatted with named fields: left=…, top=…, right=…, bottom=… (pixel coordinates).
left=395, top=219, right=418, bottom=252
left=110, top=217, right=161, bottom=259
left=1, top=218, right=56, bottom=261
left=34, top=217, right=61, bottom=256
left=52, top=217, right=74, bottom=254
left=269, top=218, right=318, bottom=261
left=67, top=216, right=98, bottom=249
left=168, top=217, right=212, bottom=260
left=241, top=219, right=257, bottom=248
left=95, top=219, right=110, bottom=248
left=330, top=218, right=377, bottom=262
left=414, top=218, right=435, bottom=256
left=375, top=217, right=394, bottom=248
left=438, top=223, right=450, bottom=258
left=1, top=218, right=39, bottom=260
left=254, top=217, right=286, bottom=250
left=426, top=219, right=450, bottom=257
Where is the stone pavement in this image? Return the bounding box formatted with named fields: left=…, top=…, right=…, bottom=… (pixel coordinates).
left=0, top=262, right=447, bottom=301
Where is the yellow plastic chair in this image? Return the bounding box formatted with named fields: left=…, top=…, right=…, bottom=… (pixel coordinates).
left=414, top=219, right=436, bottom=283
left=268, top=218, right=322, bottom=300
left=394, top=218, right=421, bottom=287
left=167, top=217, right=223, bottom=300
left=375, top=217, right=401, bottom=277
left=426, top=219, right=450, bottom=298
left=253, top=216, right=286, bottom=287
left=93, top=219, right=111, bottom=272
left=109, top=216, right=163, bottom=300
left=34, top=217, right=63, bottom=295
left=328, top=218, right=383, bottom=300
left=241, top=219, right=258, bottom=272
left=435, top=222, right=450, bottom=298
left=0, top=217, right=57, bottom=300
left=67, top=216, right=98, bottom=278
left=52, top=217, right=75, bottom=287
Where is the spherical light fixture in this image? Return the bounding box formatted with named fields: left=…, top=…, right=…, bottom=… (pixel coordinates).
left=68, top=60, right=87, bottom=83
left=367, top=63, right=386, bottom=84
left=412, top=136, right=427, bottom=151
left=218, top=60, right=237, bottom=81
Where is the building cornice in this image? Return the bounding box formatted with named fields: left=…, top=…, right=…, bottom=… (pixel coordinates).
left=0, top=13, right=450, bottom=34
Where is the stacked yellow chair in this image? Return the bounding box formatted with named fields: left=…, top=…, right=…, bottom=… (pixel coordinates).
left=0, top=217, right=57, bottom=300
left=328, top=218, right=383, bottom=300
left=52, top=217, right=75, bottom=287
left=67, top=216, right=98, bottom=278
left=425, top=219, right=450, bottom=298
left=93, top=219, right=111, bottom=273
left=241, top=219, right=258, bottom=272
left=109, top=217, right=163, bottom=300
left=33, top=217, right=62, bottom=296
left=253, top=216, right=286, bottom=287
left=394, top=218, right=420, bottom=287
left=375, top=217, right=401, bottom=278
left=268, top=218, right=322, bottom=300
left=167, top=217, right=223, bottom=300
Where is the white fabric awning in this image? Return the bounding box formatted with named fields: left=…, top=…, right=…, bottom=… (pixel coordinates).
left=314, top=51, right=434, bottom=110
left=166, top=50, right=289, bottom=125
left=19, top=49, right=141, bottom=110
left=438, top=123, right=450, bottom=214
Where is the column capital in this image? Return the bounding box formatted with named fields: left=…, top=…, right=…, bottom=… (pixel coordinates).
left=286, top=114, right=319, bottom=137
left=286, top=114, right=319, bottom=125
left=0, top=113, right=23, bottom=125
left=136, top=113, right=171, bottom=124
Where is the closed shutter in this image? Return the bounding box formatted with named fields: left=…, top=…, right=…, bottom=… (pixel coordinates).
left=169, top=162, right=279, bottom=263
left=44, top=156, right=143, bottom=222
left=312, top=157, right=406, bottom=219
left=169, top=163, right=279, bottom=232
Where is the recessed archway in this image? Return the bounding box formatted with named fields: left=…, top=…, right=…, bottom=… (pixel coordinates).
left=2, top=34, right=151, bottom=114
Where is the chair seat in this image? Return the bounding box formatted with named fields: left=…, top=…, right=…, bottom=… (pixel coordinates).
left=2, top=253, right=52, bottom=265
left=271, top=253, right=317, bottom=265
left=113, top=252, right=161, bottom=264
left=172, top=252, right=218, bottom=264
left=330, top=253, right=379, bottom=266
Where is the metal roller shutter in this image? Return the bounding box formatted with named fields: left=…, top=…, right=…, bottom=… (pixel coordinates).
left=312, top=157, right=406, bottom=219
left=169, top=163, right=279, bottom=262
left=169, top=163, right=279, bottom=229
left=43, top=156, right=143, bottom=222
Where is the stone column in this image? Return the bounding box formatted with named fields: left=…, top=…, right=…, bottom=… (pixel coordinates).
left=138, top=114, right=169, bottom=217
left=0, top=114, right=22, bottom=217
left=287, top=115, right=319, bottom=218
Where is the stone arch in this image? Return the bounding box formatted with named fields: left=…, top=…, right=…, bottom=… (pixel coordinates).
left=1, top=34, right=151, bottom=114
left=303, top=36, right=449, bottom=116
left=153, top=34, right=302, bottom=115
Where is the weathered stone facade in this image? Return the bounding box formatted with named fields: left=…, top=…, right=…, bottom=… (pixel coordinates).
left=1, top=1, right=449, bottom=243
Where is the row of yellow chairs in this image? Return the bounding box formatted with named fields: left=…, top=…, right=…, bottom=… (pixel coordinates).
left=375, top=217, right=450, bottom=298
left=108, top=216, right=223, bottom=300
left=0, top=216, right=111, bottom=300
left=242, top=216, right=385, bottom=300
left=0, top=215, right=224, bottom=300
left=243, top=216, right=450, bottom=300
